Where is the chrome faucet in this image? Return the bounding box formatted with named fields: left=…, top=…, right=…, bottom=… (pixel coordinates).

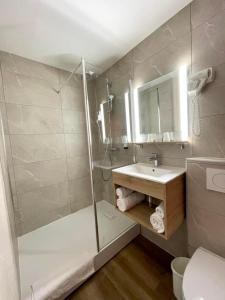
left=148, top=153, right=159, bottom=167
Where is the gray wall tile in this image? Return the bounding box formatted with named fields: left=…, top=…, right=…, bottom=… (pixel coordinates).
left=192, top=10, right=225, bottom=69
left=133, top=6, right=191, bottom=64
left=61, top=85, right=84, bottom=111
left=14, top=159, right=67, bottom=194
left=6, top=104, right=64, bottom=134
left=0, top=51, right=59, bottom=85
left=65, top=133, right=88, bottom=158
left=0, top=102, right=9, bottom=134
left=67, top=156, right=89, bottom=180
left=10, top=134, right=66, bottom=165
left=0, top=69, right=3, bottom=101
left=62, top=110, right=86, bottom=134
left=3, top=71, right=61, bottom=108
left=191, top=0, right=225, bottom=29
left=192, top=114, right=225, bottom=157
left=18, top=181, right=70, bottom=234
left=68, top=176, right=92, bottom=212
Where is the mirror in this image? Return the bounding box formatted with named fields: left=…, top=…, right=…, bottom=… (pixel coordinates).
left=132, top=66, right=188, bottom=143
left=99, top=92, right=131, bottom=145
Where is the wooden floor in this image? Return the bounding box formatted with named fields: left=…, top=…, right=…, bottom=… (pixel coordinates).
left=66, top=236, right=176, bottom=300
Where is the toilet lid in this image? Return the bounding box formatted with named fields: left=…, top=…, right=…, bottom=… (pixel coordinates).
left=183, top=247, right=225, bottom=300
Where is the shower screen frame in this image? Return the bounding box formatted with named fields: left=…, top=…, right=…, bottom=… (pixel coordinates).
left=81, top=58, right=100, bottom=253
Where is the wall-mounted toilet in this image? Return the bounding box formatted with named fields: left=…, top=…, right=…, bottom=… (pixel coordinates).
left=183, top=247, right=225, bottom=300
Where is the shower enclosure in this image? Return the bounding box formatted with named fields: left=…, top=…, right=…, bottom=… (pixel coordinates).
left=0, top=52, right=137, bottom=300
left=82, top=58, right=136, bottom=251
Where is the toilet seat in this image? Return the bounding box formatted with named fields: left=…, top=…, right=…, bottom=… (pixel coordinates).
left=183, top=247, right=225, bottom=300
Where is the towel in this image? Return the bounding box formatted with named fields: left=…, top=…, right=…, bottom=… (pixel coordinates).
left=117, top=192, right=145, bottom=212
left=31, top=253, right=94, bottom=300
left=155, top=202, right=164, bottom=219
left=150, top=212, right=165, bottom=234
left=116, top=187, right=133, bottom=198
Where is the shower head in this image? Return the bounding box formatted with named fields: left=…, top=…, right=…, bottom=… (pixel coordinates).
left=87, top=70, right=95, bottom=76
left=108, top=94, right=114, bottom=101
left=86, top=70, right=98, bottom=79
left=105, top=78, right=114, bottom=102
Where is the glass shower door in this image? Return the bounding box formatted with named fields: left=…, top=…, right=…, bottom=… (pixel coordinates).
left=82, top=59, right=136, bottom=251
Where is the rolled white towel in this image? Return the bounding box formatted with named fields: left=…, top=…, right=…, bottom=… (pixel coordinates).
left=150, top=212, right=165, bottom=234
left=155, top=202, right=164, bottom=219
left=117, top=192, right=145, bottom=212
left=116, top=187, right=133, bottom=198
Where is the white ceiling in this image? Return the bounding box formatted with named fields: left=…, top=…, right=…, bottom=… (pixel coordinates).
left=0, top=0, right=192, bottom=73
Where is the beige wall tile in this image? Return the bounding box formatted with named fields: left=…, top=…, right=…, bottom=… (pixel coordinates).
left=65, top=133, right=88, bottom=158
left=67, top=156, right=89, bottom=180
left=192, top=10, right=225, bottom=69
left=198, top=85, right=225, bottom=118
left=59, top=70, right=82, bottom=88
left=61, top=85, right=84, bottom=111
left=133, top=6, right=191, bottom=64
left=3, top=71, right=61, bottom=108
left=0, top=69, right=3, bottom=101
left=18, top=181, right=70, bottom=234
left=0, top=51, right=59, bottom=85
left=0, top=102, right=9, bottom=134
left=192, top=114, right=225, bottom=157
left=4, top=135, right=17, bottom=195
left=11, top=134, right=66, bottom=165
left=6, top=104, right=64, bottom=134
left=14, top=159, right=67, bottom=193
left=191, top=0, right=225, bottom=29
left=68, top=176, right=92, bottom=212
left=62, top=110, right=86, bottom=134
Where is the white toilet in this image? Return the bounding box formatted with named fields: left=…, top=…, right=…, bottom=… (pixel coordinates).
left=183, top=247, right=225, bottom=300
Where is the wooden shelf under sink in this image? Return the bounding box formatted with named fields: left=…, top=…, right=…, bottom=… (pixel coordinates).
left=118, top=201, right=167, bottom=239
left=113, top=172, right=185, bottom=240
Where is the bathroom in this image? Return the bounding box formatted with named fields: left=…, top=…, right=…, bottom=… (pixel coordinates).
left=0, top=0, right=225, bottom=299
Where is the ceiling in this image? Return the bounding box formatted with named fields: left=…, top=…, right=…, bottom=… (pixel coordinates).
left=0, top=0, right=192, bottom=73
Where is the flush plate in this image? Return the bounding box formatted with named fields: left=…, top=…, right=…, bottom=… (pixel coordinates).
left=206, top=168, right=225, bottom=193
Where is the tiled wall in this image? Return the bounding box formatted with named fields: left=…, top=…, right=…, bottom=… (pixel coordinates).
left=0, top=51, right=92, bottom=235
left=94, top=0, right=225, bottom=256
left=187, top=159, right=225, bottom=257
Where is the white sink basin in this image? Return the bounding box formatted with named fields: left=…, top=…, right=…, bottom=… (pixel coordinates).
left=113, top=163, right=185, bottom=183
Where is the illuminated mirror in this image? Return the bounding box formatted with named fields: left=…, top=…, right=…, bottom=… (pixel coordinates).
left=132, top=66, right=188, bottom=143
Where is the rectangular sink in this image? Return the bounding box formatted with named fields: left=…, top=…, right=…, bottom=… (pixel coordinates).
left=113, top=163, right=185, bottom=184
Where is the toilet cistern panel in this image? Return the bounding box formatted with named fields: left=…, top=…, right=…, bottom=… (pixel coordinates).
left=206, top=168, right=225, bottom=193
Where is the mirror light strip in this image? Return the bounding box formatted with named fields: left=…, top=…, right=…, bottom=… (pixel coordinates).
left=125, top=92, right=131, bottom=143
left=179, top=65, right=188, bottom=141
left=100, top=103, right=106, bottom=143
left=133, top=88, right=141, bottom=142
